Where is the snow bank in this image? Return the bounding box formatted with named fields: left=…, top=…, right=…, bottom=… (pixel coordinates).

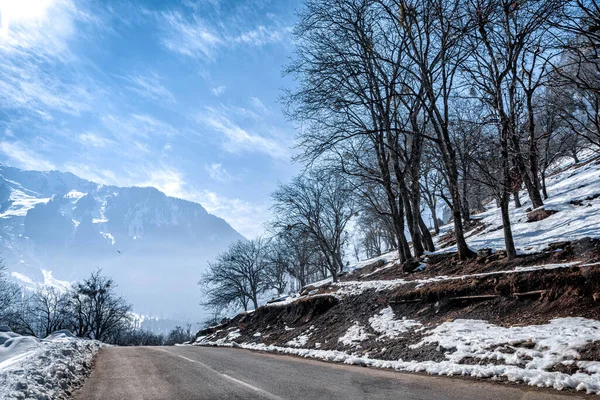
left=196, top=316, right=600, bottom=395
left=0, top=327, right=103, bottom=400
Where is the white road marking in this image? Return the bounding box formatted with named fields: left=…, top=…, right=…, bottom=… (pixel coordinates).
left=156, top=348, right=285, bottom=400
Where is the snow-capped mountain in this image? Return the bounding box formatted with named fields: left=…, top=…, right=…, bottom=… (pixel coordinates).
left=0, top=164, right=244, bottom=321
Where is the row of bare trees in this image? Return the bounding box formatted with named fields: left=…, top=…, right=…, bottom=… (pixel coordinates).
left=284, top=0, right=599, bottom=260
left=200, top=0, right=599, bottom=316
left=200, top=171, right=356, bottom=313
left=1, top=269, right=132, bottom=341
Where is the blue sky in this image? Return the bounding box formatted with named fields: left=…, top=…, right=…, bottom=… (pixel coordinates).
left=0, top=0, right=302, bottom=238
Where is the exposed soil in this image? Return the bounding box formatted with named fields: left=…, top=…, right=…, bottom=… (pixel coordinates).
left=527, top=208, right=559, bottom=222
left=196, top=237, right=600, bottom=375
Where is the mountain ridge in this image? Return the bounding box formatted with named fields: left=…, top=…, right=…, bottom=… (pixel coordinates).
left=0, top=164, right=244, bottom=322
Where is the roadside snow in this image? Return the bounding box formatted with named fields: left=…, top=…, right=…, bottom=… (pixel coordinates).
left=369, top=307, right=422, bottom=340
left=0, top=327, right=102, bottom=400
left=287, top=335, right=310, bottom=348
left=287, top=326, right=315, bottom=347
left=196, top=316, right=600, bottom=395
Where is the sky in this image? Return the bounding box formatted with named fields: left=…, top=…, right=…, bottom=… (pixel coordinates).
left=0, top=0, right=302, bottom=238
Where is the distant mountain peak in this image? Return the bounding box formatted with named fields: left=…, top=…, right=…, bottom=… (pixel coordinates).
left=0, top=164, right=244, bottom=320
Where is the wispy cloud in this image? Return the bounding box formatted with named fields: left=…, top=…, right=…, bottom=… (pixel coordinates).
left=204, top=163, right=236, bottom=182
left=158, top=9, right=291, bottom=61
left=0, top=0, right=75, bottom=59
left=62, top=162, right=118, bottom=185
left=0, top=141, right=55, bottom=171
left=0, top=60, right=96, bottom=116
left=77, top=132, right=114, bottom=148
left=102, top=114, right=179, bottom=140
left=197, top=107, right=289, bottom=159
left=123, top=71, right=176, bottom=104
left=211, top=85, right=226, bottom=96
left=160, top=11, right=222, bottom=60
left=249, top=96, right=269, bottom=115
left=0, top=0, right=103, bottom=117
left=233, top=25, right=291, bottom=47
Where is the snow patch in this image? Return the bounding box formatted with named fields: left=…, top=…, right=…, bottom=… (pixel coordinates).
left=368, top=307, right=422, bottom=340
left=338, top=322, right=371, bottom=347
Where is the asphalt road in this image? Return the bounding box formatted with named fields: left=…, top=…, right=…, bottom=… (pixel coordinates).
left=73, top=346, right=587, bottom=400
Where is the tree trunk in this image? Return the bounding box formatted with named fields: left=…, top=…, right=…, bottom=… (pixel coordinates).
left=447, top=166, right=475, bottom=259
left=431, top=209, right=440, bottom=234
left=511, top=145, right=544, bottom=209
left=461, top=179, right=471, bottom=222
left=526, top=90, right=544, bottom=208
left=513, top=190, right=522, bottom=208
left=418, top=215, right=435, bottom=251
left=400, top=181, right=424, bottom=258
left=541, top=170, right=548, bottom=199
left=500, top=193, right=517, bottom=260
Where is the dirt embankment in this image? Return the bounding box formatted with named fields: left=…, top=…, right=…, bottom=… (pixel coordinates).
left=196, top=238, right=600, bottom=363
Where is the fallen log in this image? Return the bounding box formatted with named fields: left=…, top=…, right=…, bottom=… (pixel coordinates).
left=449, top=295, right=500, bottom=302
left=513, top=290, right=546, bottom=298
left=389, top=299, right=422, bottom=304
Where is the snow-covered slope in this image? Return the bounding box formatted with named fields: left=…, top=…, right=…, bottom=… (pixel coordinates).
left=442, top=153, right=600, bottom=254
left=0, top=164, right=244, bottom=321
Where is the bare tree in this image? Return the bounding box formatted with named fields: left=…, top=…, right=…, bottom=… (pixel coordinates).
left=462, top=0, right=563, bottom=259
left=377, top=0, right=477, bottom=259
left=0, top=261, right=20, bottom=326
left=284, top=0, right=418, bottom=262
left=553, top=1, right=600, bottom=149
left=14, top=286, right=73, bottom=338
left=272, top=169, right=355, bottom=282
left=71, top=270, right=132, bottom=341
left=201, top=238, right=270, bottom=311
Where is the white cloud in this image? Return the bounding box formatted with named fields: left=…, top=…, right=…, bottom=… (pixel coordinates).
left=0, top=0, right=101, bottom=116
left=102, top=113, right=179, bottom=141
left=139, top=168, right=191, bottom=200
left=204, top=163, right=235, bottom=182
left=197, top=190, right=269, bottom=238
left=0, top=61, right=95, bottom=115
left=124, top=71, right=176, bottom=104
left=250, top=96, right=269, bottom=115
left=233, top=25, right=291, bottom=47
left=158, top=10, right=290, bottom=61
left=0, top=0, right=75, bottom=58
left=211, top=85, right=226, bottom=96
left=77, top=132, right=114, bottom=148
left=0, top=141, right=55, bottom=171
left=160, top=11, right=222, bottom=60
left=197, top=108, right=289, bottom=159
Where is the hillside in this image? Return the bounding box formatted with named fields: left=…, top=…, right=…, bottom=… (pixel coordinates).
left=0, top=165, right=244, bottom=321
left=193, top=153, right=600, bottom=395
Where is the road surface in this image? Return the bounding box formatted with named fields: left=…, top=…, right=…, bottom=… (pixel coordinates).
left=74, top=346, right=587, bottom=400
